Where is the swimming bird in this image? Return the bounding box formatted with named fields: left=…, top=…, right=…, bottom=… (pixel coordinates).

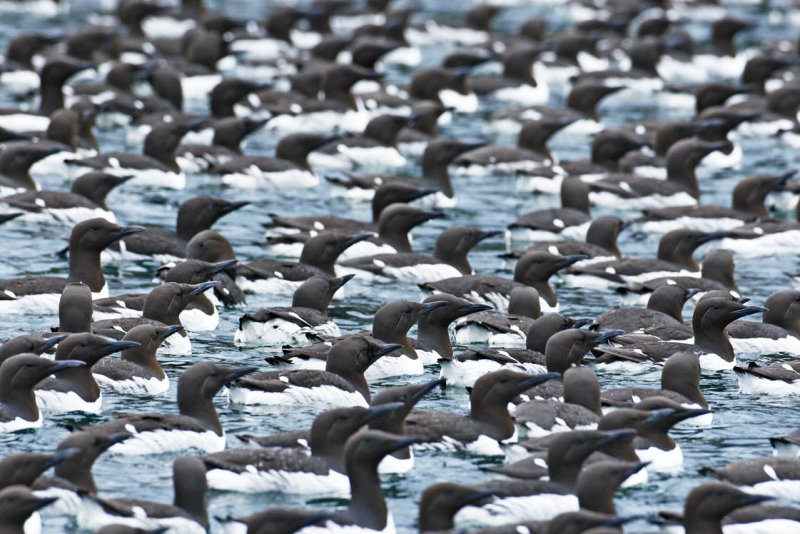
left=87, top=362, right=256, bottom=454
left=0, top=218, right=142, bottom=314
left=91, top=324, right=183, bottom=395
left=0, top=354, right=85, bottom=432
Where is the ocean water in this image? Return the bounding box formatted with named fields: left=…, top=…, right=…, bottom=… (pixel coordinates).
left=0, top=0, right=799, bottom=532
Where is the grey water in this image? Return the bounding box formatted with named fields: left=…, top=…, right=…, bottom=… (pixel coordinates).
left=0, top=0, right=799, bottom=532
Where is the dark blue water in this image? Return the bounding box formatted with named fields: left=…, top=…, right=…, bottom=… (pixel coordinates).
left=1, top=0, right=799, bottom=532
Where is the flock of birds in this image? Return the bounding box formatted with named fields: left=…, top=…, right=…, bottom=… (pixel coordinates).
left=3, top=0, right=800, bottom=532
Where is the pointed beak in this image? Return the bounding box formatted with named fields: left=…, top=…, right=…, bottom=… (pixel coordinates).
left=697, top=230, right=729, bottom=244
left=736, top=493, right=773, bottom=507
left=190, top=281, right=221, bottom=295
left=114, top=225, right=145, bottom=238
left=627, top=461, right=650, bottom=477
left=100, top=340, right=141, bottom=354
left=570, top=318, right=592, bottom=329
left=693, top=117, right=726, bottom=133
left=643, top=407, right=676, bottom=424
left=729, top=305, right=767, bottom=318
left=159, top=325, right=184, bottom=340
left=220, top=200, right=250, bottom=214
left=333, top=273, right=356, bottom=291
left=673, top=407, right=712, bottom=423
left=185, top=118, right=208, bottom=131
left=478, top=230, right=503, bottom=242
left=377, top=343, right=403, bottom=356
left=518, top=371, right=560, bottom=389
left=621, top=219, right=635, bottom=231
left=418, top=300, right=449, bottom=316
left=363, top=401, right=404, bottom=422
left=410, top=187, right=440, bottom=201
left=344, top=232, right=373, bottom=247
left=555, top=254, right=588, bottom=268
left=114, top=175, right=135, bottom=185
left=420, top=211, right=446, bottom=222
left=362, top=70, right=383, bottom=81
left=36, top=334, right=69, bottom=354
left=591, top=329, right=624, bottom=344
left=412, top=378, right=446, bottom=401
left=105, top=433, right=132, bottom=448
left=705, top=141, right=729, bottom=153
left=598, top=428, right=636, bottom=446
left=685, top=288, right=703, bottom=300
left=774, top=169, right=797, bottom=189
left=0, top=212, right=23, bottom=224
left=210, top=259, right=238, bottom=274
left=223, top=366, right=259, bottom=383
left=466, top=488, right=498, bottom=506
left=458, top=141, right=486, bottom=153
left=27, top=495, right=59, bottom=512
left=457, top=303, right=493, bottom=315
left=45, top=447, right=81, bottom=468
left=48, top=360, right=86, bottom=373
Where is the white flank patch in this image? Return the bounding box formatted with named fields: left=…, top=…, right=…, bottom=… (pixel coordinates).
left=0, top=413, right=42, bottom=433
left=221, top=168, right=318, bottom=189
left=732, top=336, right=800, bottom=356
left=388, top=263, right=463, bottom=283
left=379, top=452, right=414, bottom=474
left=236, top=276, right=303, bottom=296
left=589, top=191, right=698, bottom=210
left=310, top=146, right=406, bottom=173
left=157, top=333, right=192, bottom=356
left=699, top=143, right=743, bottom=170
left=699, top=353, right=736, bottom=371
left=0, top=69, right=40, bottom=96
left=493, top=83, right=549, bottom=105
left=142, top=16, right=196, bottom=39
left=724, top=519, right=800, bottom=534
left=438, top=89, right=479, bottom=113
left=514, top=172, right=563, bottom=195
left=406, top=20, right=488, bottom=46
left=638, top=217, right=745, bottom=235
left=180, top=305, right=219, bottom=332
left=108, top=428, right=226, bottom=455
left=78, top=496, right=205, bottom=533
left=94, top=373, right=169, bottom=396
left=453, top=323, right=494, bottom=345
left=34, top=486, right=81, bottom=517
left=772, top=441, right=800, bottom=458
left=181, top=74, right=223, bottom=103
left=719, top=230, right=800, bottom=257
left=637, top=444, right=683, bottom=473
left=416, top=349, right=441, bottom=366
left=744, top=480, right=800, bottom=501
left=488, top=332, right=526, bottom=347
left=452, top=158, right=545, bottom=177
left=336, top=241, right=396, bottom=262
left=737, top=373, right=800, bottom=396
left=524, top=421, right=597, bottom=438
left=364, top=354, right=424, bottom=379
left=206, top=466, right=349, bottom=495
left=35, top=390, right=101, bottom=414
left=227, top=385, right=368, bottom=408
left=106, top=166, right=186, bottom=190
left=455, top=494, right=578, bottom=525
left=297, top=514, right=396, bottom=534
left=30, top=148, right=97, bottom=178
left=0, top=113, right=49, bottom=132
left=439, top=359, right=544, bottom=389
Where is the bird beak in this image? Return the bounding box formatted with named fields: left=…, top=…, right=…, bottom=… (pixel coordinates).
left=377, top=343, right=403, bottom=356
left=418, top=300, right=449, bottom=316
left=190, top=281, right=221, bottom=295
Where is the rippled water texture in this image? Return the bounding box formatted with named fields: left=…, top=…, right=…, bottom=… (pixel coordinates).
left=1, top=0, right=800, bottom=532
